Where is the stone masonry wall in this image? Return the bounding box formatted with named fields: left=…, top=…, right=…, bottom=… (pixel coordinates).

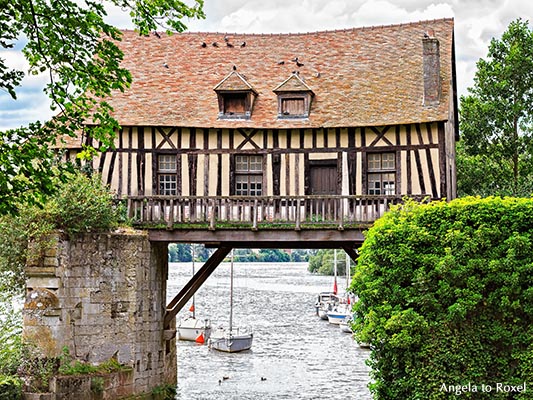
left=23, top=230, right=177, bottom=398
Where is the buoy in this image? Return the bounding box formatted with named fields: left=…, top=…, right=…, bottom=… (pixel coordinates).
left=195, top=333, right=205, bottom=344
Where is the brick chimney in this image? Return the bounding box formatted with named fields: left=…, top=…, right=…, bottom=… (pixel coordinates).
left=422, top=31, right=441, bottom=106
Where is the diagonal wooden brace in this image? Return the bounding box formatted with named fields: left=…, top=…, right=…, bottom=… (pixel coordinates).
left=341, top=245, right=359, bottom=264
left=164, top=246, right=232, bottom=328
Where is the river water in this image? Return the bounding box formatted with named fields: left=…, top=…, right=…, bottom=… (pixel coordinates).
left=167, top=262, right=372, bottom=400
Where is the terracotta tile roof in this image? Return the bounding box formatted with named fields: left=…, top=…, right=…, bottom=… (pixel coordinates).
left=108, top=18, right=454, bottom=129
left=214, top=70, right=257, bottom=93
left=273, top=74, right=314, bottom=93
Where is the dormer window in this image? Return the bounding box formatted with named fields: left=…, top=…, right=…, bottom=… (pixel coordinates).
left=222, top=92, right=247, bottom=116
left=214, top=70, right=257, bottom=120
left=274, top=74, right=314, bottom=119
left=280, top=95, right=307, bottom=117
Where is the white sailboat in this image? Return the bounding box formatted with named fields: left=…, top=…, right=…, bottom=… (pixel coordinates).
left=209, top=250, right=253, bottom=353
left=327, top=251, right=353, bottom=325
left=177, top=246, right=212, bottom=344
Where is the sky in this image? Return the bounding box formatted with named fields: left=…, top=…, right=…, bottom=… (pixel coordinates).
left=1, top=0, right=533, bottom=131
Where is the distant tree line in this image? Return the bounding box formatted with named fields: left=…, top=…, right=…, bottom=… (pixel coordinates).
left=308, top=249, right=355, bottom=276
left=168, top=244, right=314, bottom=263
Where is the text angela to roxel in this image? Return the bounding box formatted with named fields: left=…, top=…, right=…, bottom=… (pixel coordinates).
left=440, top=382, right=527, bottom=395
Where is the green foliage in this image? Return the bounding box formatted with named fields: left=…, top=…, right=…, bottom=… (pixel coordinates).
left=0, top=170, right=120, bottom=298
left=257, top=249, right=291, bottom=262
left=17, top=347, right=59, bottom=393
left=0, top=298, right=23, bottom=376
left=44, top=172, right=119, bottom=235
left=308, top=249, right=353, bottom=275
left=0, top=0, right=204, bottom=214
left=168, top=243, right=192, bottom=262
left=168, top=245, right=307, bottom=263
left=58, top=346, right=130, bottom=376
left=152, top=383, right=177, bottom=399
left=351, top=197, right=533, bottom=399
left=459, top=19, right=533, bottom=197
left=0, top=374, right=22, bottom=400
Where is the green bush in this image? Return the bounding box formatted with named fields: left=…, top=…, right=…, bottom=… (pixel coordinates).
left=351, top=197, right=533, bottom=399
left=0, top=374, right=22, bottom=400
left=44, top=172, right=119, bottom=235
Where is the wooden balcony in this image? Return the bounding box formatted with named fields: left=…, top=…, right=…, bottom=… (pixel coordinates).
left=126, top=195, right=428, bottom=231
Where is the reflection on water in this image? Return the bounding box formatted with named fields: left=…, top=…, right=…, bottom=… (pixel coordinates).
left=168, top=262, right=371, bottom=400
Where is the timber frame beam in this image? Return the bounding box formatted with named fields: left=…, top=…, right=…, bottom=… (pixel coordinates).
left=164, top=246, right=232, bottom=328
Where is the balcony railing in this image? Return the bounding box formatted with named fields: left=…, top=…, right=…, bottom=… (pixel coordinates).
left=126, top=195, right=429, bottom=230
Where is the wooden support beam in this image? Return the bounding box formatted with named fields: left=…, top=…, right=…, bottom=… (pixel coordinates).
left=342, top=245, right=359, bottom=264
left=164, top=246, right=232, bottom=327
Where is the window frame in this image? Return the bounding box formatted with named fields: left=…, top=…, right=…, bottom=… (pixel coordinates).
left=216, top=90, right=254, bottom=120
left=276, top=92, right=311, bottom=119
left=157, top=154, right=178, bottom=195
left=366, top=152, right=396, bottom=196
left=233, top=155, right=264, bottom=196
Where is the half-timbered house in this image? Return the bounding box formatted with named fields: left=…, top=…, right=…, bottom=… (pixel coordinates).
left=63, top=18, right=458, bottom=235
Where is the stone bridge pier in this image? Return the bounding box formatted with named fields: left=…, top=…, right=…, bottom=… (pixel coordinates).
left=23, top=230, right=176, bottom=399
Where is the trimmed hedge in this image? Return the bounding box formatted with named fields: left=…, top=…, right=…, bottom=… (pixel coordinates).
left=351, top=197, right=533, bottom=399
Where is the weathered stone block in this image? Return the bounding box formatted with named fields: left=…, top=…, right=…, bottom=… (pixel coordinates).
left=25, top=266, right=57, bottom=277
left=22, top=392, right=55, bottom=400
left=27, top=277, right=61, bottom=290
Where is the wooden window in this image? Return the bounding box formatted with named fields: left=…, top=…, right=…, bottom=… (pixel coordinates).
left=157, top=154, right=177, bottom=195
left=223, top=93, right=246, bottom=115
left=281, top=98, right=305, bottom=116
left=235, top=155, right=263, bottom=196
left=367, top=153, right=396, bottom=195
left=276, top=93, right=310, bottom=118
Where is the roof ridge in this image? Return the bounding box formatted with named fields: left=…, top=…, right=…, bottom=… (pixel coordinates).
left=120, top=17, right=454, bottom=37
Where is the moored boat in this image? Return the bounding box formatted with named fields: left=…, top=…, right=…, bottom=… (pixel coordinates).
left=177, top=317, right=212, bottom=343
left=177, top=246, right=212, bottom=343
left=327, top=303, right=351, bottom=325
left=209, top=250, right=253, bottom=353
left=208, top=327, right=253, bottom=353
left=315, top=292, right=339, bottom=320
left=339, top=315, right=353, bottom=333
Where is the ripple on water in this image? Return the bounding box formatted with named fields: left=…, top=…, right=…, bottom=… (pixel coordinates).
left=170, top=262, right=371, bottom=400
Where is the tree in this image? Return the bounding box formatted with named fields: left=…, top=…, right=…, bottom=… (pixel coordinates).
left=257, top=249, right=290, bottom=263
left=351, top=197, right=533, bottom=399
left=459, top=19, right=533, bottom=197
left=0, top=0, right=204, bottom=213
left=307, top=249, right=352, bottom=275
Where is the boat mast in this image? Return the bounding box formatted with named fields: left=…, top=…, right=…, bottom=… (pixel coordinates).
left=192, top=245, right=196, bottom=319
left=333, top=249, right=338, bottom=294
left=229, top=249, right=234, bottom=333
left=345, top=252, right=350, bottom=289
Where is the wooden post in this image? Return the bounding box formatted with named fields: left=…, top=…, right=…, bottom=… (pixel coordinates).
left=209, top=199, right=216, bottom=231
left=252, top=199, right=258, bottom=231
left=167, top=199, right=174, bottom=229
left=295, top=198, right=301, bottom=231
left=338, top=197, right=344, bottom=231
left=164, top=246, right=232, bottom=328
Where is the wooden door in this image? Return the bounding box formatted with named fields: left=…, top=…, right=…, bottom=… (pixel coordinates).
left=309, top=165, right=338, bottom=195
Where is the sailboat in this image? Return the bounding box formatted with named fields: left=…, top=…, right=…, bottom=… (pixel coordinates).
left=316, top=250, right=340, bottom=320
left=327, top=250, right=352, bottom=325
left=208, top=250, right=253, bottom=353
left=177, top=246, right=212, bottom=343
